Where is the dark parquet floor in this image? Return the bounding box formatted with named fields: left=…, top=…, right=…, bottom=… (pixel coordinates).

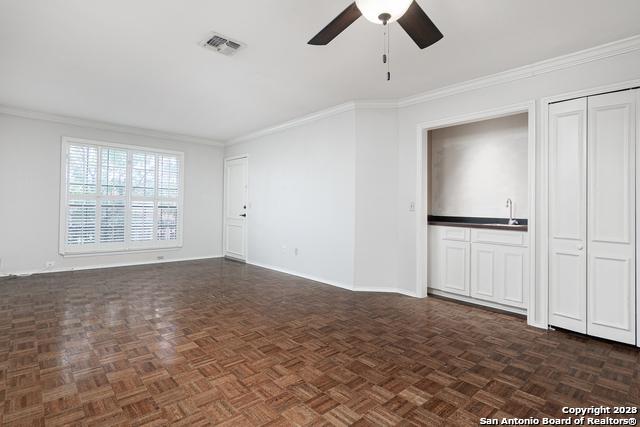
left=0, top=258, right=638, bottom=426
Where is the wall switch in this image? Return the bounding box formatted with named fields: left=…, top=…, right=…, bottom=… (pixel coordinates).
left=45, top=261, right=55, bottom=268
left=294, top=248, right=299, bottom=256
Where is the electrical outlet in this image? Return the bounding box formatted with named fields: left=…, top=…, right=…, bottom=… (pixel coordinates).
left=45, top=261, right=55, bottom=268
left=281, top=245, right=287, bottom=255
left=409, top=201, right=416, bottom=212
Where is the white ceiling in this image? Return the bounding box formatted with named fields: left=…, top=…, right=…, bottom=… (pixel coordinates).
left=0, top=0, right=639, bottom=142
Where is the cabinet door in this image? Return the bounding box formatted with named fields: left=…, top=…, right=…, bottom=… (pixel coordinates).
left=471, top=243, right=497, bottom=302
left=471, top=243, right=528, bottom=309
left=548, top=98, right=588, bottom=334
left=587, top=90, right=636, bottom=345
left=442, top=240, right=470, bottom=296
left=501, top=245, right=528, bottom=309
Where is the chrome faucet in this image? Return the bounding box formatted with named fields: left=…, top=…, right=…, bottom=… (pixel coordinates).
left=506, top=199, right=518, bottom=225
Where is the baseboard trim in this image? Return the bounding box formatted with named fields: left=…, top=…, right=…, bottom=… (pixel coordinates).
left=354, top=286, right=419, bottom=298
left=3, top=254, right=224, bottom=277
left=428, top=289, right=527, bottom=316
left=247, top=261, right=420, bottom=297
left=527, top=320, right=549, bottom=330
left=247, top=261, right=354, bottom=291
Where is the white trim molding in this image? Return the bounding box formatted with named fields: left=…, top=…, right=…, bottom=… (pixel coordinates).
left=247, top=261, right=354, bottom=291
left=1, top=255, right=224, bottom=277
left=0, top=104, right=223, bottom=147
left=248, top=261, right=418, bottom=297
left=227, top=102, right=358, bottom=146
left=1, top=36, right=638, bottom=148
left=227, top=35, right=640, bottom=145
left=399, top=35, right=640, bottom=108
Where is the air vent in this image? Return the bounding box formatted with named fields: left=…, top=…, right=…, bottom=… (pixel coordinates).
left=200, top=32, right=245, bottom=56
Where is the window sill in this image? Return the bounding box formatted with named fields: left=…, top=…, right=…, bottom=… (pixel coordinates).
left=60, top=245, right=183, bottom=258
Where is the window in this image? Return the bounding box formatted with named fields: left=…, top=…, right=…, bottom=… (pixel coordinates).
left=60, top=137, right=184, bottom=254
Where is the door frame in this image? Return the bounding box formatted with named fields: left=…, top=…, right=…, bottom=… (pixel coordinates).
left=540, top=78, right=640, bottom=332
left=415, top=101, right=537, bottom=326
left=223, top=154, right=249, bottom=261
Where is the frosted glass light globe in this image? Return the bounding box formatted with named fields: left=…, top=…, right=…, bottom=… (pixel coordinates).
left=355, top=0, right=414, bottom=24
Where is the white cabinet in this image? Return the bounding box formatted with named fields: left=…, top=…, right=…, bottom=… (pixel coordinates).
left=442, top=240, right=470, bottom=296
left=471, top=242, right=528, bottom=309
left=428, top=225, right=528, bottom=311
left=428, top=226, right=470, bottom=296
left=548, top=90, right=637, bottom=345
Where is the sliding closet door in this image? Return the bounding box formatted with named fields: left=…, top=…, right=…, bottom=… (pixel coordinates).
left=548, top=98, right=588, bottom=333
left=587, top=90, right=636, bottom=345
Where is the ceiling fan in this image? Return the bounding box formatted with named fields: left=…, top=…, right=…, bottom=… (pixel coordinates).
left=308, top=0, right=443, bottom=80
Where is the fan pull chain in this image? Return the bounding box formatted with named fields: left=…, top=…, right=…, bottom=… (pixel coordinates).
left=387, top=23, right=391, bottom=81
left=382, top=23, right=391, bottom=81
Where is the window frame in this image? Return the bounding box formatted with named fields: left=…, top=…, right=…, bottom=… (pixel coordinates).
left=59, top=137, right=185, bottom=256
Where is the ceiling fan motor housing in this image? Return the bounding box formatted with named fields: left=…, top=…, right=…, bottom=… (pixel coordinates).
left=378, top=13, right=392, bottom=25
left=355, top=0, right=413, bottom=24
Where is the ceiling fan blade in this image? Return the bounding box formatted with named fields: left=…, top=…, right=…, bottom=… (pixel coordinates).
left=308, top=2, right=362, bottom=45
left=397, top=1, right=443, bottom=49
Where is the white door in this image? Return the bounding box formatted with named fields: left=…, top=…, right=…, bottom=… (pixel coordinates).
left=224, top=156, right=248, bottom=261
left=587, top=90, right=636, bottom=345
left=548, top=98, right=588, bottom=333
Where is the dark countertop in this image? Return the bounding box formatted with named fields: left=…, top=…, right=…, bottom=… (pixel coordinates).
left=428, top=221, right=528, bottom=232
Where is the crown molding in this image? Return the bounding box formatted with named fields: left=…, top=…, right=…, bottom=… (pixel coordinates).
left=398, top=34, right=640, bottom=108
left=0, top=105, right=224, bottom=147
left=3, top=34, right=638, bottom=148
left=227, top=102, right=358, bottom=146
left=353, top=99, right=399, bottom=110
left=226, top=34, right=640, bottom=145
left=227, top=100, right=404, bottom=146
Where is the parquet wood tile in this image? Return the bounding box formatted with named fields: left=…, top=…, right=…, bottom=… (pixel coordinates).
left=0, top=258, right=638, bottom=426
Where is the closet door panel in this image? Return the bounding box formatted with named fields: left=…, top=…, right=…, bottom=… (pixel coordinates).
left=548, top=98, right=588, bottom=333
left=587, top=90, right=636, bottom=345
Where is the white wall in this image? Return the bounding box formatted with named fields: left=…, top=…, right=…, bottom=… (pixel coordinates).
left=354, top=108, right=399, bottom=291
left=4, top=37, right=638, bottom=312
left=223, top=45, right=640, bottom=304
left=0, top=113, right=224, bottom=275
left=225, top=110, right=357, bottom=289
left=429, top=113, right=528, bottom=218
left=396, top=48, right=640, bottom=323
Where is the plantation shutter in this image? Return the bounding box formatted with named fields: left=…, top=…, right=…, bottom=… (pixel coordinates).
left=61, top=139, right=183, bottom=254
left=66, top=145, right=98, bottom=245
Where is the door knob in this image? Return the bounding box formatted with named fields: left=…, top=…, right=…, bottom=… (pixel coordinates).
left=239, top=214, right=247, bottom=217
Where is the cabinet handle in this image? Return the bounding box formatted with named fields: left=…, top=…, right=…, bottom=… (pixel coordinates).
left=577, top=245, right=584, bottom=251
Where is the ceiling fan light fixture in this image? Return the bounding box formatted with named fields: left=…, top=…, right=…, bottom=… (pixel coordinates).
left=355, top=0, right=414, bottom=24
